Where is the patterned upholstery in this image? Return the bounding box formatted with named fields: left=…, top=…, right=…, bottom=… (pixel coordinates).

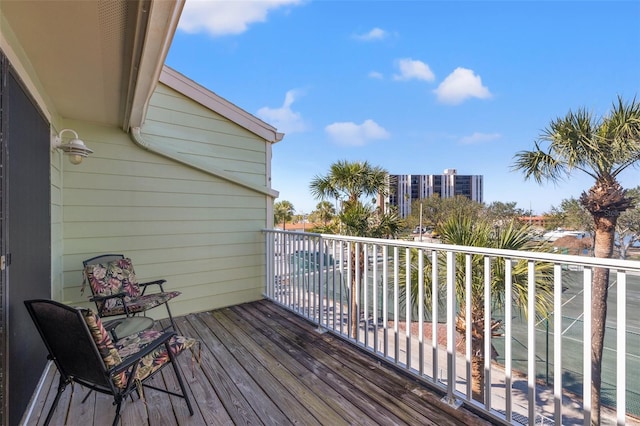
left=25, top=299, right=195, bottom=426
left=82, top=258, right=180, bottom=318
left=82, top=309, right=197, bottom=389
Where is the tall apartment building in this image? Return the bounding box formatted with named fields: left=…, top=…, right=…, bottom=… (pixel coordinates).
left=382, top=169, right=483, bottom=218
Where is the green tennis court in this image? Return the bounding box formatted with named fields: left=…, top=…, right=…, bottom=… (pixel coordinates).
left=494, top=269, right=640, bottom=418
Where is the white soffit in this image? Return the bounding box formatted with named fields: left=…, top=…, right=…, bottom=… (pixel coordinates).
left=0, top=0, right=182, bottom=129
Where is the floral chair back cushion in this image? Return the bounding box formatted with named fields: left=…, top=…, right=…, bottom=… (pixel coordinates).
left=83, top=258, right=141, bottom=311
left=82, top=308, right=127, bottom=388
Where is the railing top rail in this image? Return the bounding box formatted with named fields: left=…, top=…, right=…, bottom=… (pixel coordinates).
left=263, top=229, right=640, bottom=272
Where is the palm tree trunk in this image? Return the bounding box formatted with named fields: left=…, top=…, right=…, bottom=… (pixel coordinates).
left=471, top=337, right=485, bottom=403
left=457, top=311, right=486, bottom=403
left=590, top=217, right=615, bottom=426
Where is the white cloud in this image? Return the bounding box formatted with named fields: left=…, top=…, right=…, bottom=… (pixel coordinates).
left=368, top=71, right=384, bottom=79
left=459, top=132, right=501, bottom=144
left=434, top=67, right=492, bottom=105
left=178, top=0, right=302, bottom=36
left=354, top=27, right=388, bottom=41
left=325, top=119, right=390, bottom=147
left=393, top=58, right=435, bottom=82
left=257, top=90, right=307, bottom=134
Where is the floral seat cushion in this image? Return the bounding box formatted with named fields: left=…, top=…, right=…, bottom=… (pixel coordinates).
left=82, top=258, right=180, bottom=316
left=82, top=309, right=197, bottom=389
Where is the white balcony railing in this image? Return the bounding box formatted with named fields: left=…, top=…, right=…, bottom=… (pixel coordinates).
left=263, top=230, right=640, bottom=425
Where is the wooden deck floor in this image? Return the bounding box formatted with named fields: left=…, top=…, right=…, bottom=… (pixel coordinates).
left=25, top=300, right=493, bottom=425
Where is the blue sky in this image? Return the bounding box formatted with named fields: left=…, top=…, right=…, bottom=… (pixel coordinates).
left=166, top=0, right=640, bottom=215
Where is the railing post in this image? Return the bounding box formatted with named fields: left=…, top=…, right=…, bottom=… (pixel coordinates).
left=316, top=235, right=325, bottom=332
left=527, top=260, right=536, bottom=425
left=418, top=248, right=424, bottom=376
left=432, top=250, right=439, bottom=383
left=383, top=245, right=389, bottom=358
left=443, top=250, right=461, bottom=407
left=484, top=256, right=492, bottom=410
left=553, top=263, right=563, bottom=426
left=504, top=258, right=513, bottom=422
left=583, top=267, right=592, bottom=426
left=617, top=270, right=626, bottom=426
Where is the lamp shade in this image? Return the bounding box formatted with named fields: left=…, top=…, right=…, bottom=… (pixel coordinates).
left=53, top=130, right=93, bottom=164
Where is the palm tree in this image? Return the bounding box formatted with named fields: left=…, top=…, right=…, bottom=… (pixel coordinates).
left=309, top=160, right=388, bottom=208
left=310, top=160, right=395, bottom=336
left=400, top=215, right=553, bottom=403
left=274, top=200, right=295, bottom=230
left=512, top=96, right=640, bottom=424
left=313, top=201, right=336, bottom=226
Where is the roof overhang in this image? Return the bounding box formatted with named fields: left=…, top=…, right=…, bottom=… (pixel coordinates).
left=0, top=0, right=184, bottom=130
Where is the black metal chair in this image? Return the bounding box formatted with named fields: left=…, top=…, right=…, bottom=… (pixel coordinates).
left=24, top=299, right=195, bottom=426
left=82, top=254, right=179, bottom=331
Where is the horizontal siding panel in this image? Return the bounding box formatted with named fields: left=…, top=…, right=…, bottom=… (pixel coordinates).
left=62, top=188, right=263, bottom=209
left=63, top=219, right=265, bottom=239
left=177, top=152, right=266, bottom=177
left=145, top=105, right=263, bottom=149
left=63, top=232, right=262, bottom=255
left=150, top=90, right=223, bottom=120
left=143, top=119, right=264, bottom=154
left=141, top=128, right=265, bottom=166
left=63, top=205, right=265, bottom=222
left=61, top=241, right=265, bottom=276
left=62, top=172, right=239, bottom=195
left=87, top=139, right=178, bottom=163
left=67, top=158, right=196, bottom=181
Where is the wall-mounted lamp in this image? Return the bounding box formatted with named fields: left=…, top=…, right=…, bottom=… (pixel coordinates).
left=52, top=129, right=93, bottom=165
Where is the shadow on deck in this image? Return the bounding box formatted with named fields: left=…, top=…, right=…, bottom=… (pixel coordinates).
left=24, top=300, right=493, bottom=425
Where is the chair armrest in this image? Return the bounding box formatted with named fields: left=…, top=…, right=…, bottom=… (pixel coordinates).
left=138, top=279, right=167, bottom=294
left=88, top=292, right=127, bottom=303
left=89, top=292, right=130, bottom=316
left=111, top=331, right=176, bottom=374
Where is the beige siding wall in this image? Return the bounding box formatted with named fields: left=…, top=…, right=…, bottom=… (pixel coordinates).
left=60, top=102, right=269, bottom=317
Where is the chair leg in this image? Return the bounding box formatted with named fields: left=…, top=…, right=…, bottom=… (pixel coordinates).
left=166, top=343, right=194, bottom=416
left=43, top=378, right=69, bottom=426
left=112, top=400, right=123, bottom=426
left=81, top=389, right=93, bottom=403
left=164, top=303, right=177, bottom=332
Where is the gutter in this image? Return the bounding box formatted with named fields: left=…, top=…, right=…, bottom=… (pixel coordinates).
left=130, top=127, right=279, bottom=198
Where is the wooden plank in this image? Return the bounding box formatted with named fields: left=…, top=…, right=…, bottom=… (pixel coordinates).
left=65, top=385, right=95, bottom=426
left=172, top=315, right=236, bottom=425
left=187, top=312, right=292, bottom=425
left=27, top=363, right=57, bottom=426
left=202, top=309, right=322, bottom=426
left=154, top=318, right=207, bottom=426
left=144, top=373, right=178, bottom=426
left=92, top=391, right=114, bottom=426
left=119, top=387, right=148, bottom=426
left=211, top=306, right=356, bottom=426
left=257, top=301, right=490, bottom=426
left=43, top=376, right=72, bottom=426
left=231, top=304, right=412, bottom=424
left=180, top=313, right=264, bottom=426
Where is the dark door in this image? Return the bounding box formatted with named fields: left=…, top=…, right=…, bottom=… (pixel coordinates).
left=0, top=52, right=51, bottom=426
